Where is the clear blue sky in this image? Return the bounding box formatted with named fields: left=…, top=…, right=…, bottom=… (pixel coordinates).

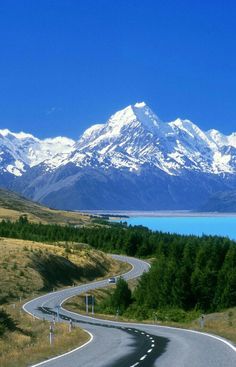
left=0, top=0, right=236, bottom=139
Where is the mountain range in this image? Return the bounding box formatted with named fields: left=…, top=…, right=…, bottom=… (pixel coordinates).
left=1, top=102, right=236, bottom=210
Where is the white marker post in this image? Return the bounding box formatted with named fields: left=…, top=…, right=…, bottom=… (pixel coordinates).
left=200, top=315, right=205, bottom=329
left=91, top=295, right=95, bottom=315
left=56, top=305, right=60, bottom=322
left=85, top=294, right=89, bottom=314
left=69, top=318, right=72, bottom=332
left=49, top=323, right=54, bottom=345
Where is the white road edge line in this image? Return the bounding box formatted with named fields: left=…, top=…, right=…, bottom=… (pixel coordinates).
left=23, top=255, right=236, bottom=367
left=21, top=256, right=143, bottom=366
left=60, top=302, right=236, bottom=354
left=29, top=330, right=93, bottom=367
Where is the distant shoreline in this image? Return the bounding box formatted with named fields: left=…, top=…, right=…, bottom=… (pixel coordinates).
left=80, top=210, right=236, bottom=218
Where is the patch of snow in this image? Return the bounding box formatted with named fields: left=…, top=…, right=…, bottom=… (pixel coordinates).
left=6, top=164, right=22, bottom=176
left=134, top=102, right=146, bottom=108
left=228, top=133, right=236, bottom=148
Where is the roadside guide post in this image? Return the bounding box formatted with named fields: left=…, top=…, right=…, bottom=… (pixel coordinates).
left=92, top=295, right=95, bottom=315
left=49, top=322, right=54, bottom=345
left=200, top=314, right=205, bottom=329
left=69, top=318, right=72, bottom=332
left=56, top=305, right=60, bottom=322
left=85, top=294, right=89, bottom=314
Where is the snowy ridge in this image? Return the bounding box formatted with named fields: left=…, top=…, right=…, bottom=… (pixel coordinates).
left=0, top=129, right=75, bottom=176
left=1, top=102, right=236, bottom=177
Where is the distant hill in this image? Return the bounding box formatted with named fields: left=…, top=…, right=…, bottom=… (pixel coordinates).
left=0, top=188, right=91, bottom=225
left=200, top=191, right=236, bottom=212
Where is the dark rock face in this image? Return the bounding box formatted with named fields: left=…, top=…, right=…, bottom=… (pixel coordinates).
left=7, top=164, right=235, bottom=211
left=200, top=190, right=236, bottom=212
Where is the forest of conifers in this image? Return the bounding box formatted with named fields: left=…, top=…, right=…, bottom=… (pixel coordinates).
left=0, top=216, right=235, bottom=313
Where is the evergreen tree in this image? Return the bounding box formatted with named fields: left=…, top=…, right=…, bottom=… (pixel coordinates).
left=110, top=278, right=132, bottom=314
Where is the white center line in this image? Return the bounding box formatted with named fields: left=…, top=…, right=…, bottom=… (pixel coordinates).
left=140, top=354, right=147, bottom=361
left=147, top=348, right=153, bottom=353
left=151, top=343, right=155, bottom=347
left=130, top=363, right=139, bottom=367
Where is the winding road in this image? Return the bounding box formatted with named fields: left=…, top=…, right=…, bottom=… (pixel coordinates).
left=23, top=255, right=236, bottom=367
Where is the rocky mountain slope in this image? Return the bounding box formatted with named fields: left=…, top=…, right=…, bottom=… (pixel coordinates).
left=200, top=190, right=236, bottom=212
left=1, top=102, right=236, bottom=210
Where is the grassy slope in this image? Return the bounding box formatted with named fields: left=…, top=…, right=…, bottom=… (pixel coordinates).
left=0, top=238, right=115, bottom=304
left=0, top=188, right=91, bottom=225
left=0, top=237, right=130, bottom=366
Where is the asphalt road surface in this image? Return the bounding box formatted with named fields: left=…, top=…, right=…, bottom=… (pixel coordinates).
left=23, top=255, right=236, bottom=367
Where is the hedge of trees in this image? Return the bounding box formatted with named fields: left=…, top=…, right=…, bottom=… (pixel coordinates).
left=0, top=216, right=235, bottom=312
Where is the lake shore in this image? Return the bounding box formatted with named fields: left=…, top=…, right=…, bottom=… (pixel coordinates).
left=81, top=209, right=236, bottom=218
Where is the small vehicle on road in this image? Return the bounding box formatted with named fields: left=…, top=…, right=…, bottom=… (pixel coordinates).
left=108, top=277, right=116, bottom=284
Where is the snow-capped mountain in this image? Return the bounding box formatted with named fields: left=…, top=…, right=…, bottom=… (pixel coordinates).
left=73, top=102, right=236, bottom=175
left=0, top=129, right=75, bottom=176
left=1, top=102, right=236, bottom=210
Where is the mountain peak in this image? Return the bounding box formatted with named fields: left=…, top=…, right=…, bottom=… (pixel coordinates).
left=133, top=101, right=147, bottom=108
left=0, top=128, right=37, bottom=140
left=106, top=102, right=162, bottom=135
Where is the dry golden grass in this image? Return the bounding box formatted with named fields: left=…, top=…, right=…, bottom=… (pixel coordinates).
left=183, top=307, right=236, bottom=344
left=0, top=304, right=89, bottom=367
left=0, top=206, right=92, bottom=226
left=0, top=188, right=93, bottom=225
left=0, top=237, right=131, bottom=366
left=0, top=237, right=122, bottom=303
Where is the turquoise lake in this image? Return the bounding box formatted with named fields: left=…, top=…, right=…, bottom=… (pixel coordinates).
left=116, top=216, right=236, bottom=240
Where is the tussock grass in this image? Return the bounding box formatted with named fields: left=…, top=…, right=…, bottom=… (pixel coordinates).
left=0, top=304, right=89, bottom=367
left=0, top=188, right=92, bottom=225
left=186, top=307, right=236, bottom=344
left=0, top=238, right=116, bottom=304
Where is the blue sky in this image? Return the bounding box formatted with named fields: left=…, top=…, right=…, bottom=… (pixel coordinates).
left=0, top=0, right=236, bottom=139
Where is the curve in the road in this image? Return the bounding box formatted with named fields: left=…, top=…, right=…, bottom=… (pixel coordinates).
left=23, top=255, right=236, bottom=367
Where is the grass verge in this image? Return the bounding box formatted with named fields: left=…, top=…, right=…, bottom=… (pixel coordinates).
left=65, top=287, right=236, bottom=345
left=0, top=302, right=89, bottom=367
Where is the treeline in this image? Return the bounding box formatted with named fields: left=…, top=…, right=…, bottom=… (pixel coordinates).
left=133, top=238, right=236, bottom=314
left=0, top=216, right=235, bottom=312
